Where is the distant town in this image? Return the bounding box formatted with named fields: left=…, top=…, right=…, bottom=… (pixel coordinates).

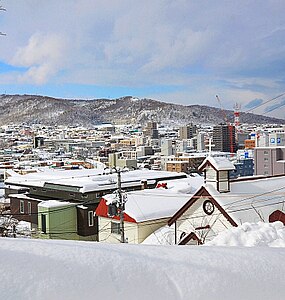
left=0, top=110, right=284, bottom=244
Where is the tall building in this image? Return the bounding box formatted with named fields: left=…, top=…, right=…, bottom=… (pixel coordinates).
left=161, top=139, right=175, bottom=156
left=144, top=122, right=159, bottom=139
left=179, top=124, right=197, bottom=140
left=212, top=125, right=237, bottom=153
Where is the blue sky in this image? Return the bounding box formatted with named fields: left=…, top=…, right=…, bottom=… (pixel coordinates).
left=1, top=0, right=285, bottom=118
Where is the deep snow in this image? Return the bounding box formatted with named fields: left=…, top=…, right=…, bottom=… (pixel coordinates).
left=0, top=238, right=284, bottom=300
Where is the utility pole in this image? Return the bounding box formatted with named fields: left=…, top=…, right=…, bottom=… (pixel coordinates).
left=116, top=169, right=125, bottom=243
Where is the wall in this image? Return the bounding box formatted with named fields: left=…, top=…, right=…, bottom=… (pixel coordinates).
left=98, top=217, right=139, bottom=244
left=38, top=204, right=78, bottom=240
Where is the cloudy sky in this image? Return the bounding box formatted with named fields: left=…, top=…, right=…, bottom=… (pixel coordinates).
left=0, top=0, right=285, bottom=118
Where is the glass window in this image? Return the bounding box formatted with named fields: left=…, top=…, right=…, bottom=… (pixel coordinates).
left=88, top=211, right=94, bottom=227
left=28, top=202, right=31, bottom=215
left=111, top=222, right=120, bottom=234
left=20, top=200, right=24, bottom=214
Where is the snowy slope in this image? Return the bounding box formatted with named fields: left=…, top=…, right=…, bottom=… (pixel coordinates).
left=0, top=238, right=284, bottom=300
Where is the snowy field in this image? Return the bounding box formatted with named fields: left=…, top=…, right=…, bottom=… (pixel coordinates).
left=0, top=237, right=284, bottom=300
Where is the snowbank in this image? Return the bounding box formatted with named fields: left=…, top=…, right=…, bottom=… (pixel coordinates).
left=0, top=238, right=284, bottom=300
left=206, top=222, right=285, bottom=247
left=142, top=226, right=175, bottom=245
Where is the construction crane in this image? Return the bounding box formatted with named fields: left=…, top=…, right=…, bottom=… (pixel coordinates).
left=215, top=95, right=235, bottom=153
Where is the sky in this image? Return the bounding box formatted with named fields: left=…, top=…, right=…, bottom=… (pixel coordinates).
left=0, top=0, right=285, bottom=118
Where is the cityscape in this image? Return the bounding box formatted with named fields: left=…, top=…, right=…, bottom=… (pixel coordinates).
left=0, top=1, right=285, bottom=300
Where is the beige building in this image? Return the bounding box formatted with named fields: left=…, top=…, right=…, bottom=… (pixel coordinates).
left=166, top=161, right=189, bottom=173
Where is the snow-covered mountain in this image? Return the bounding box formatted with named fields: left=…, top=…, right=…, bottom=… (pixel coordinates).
left=0, top=94, right=283, bottom=126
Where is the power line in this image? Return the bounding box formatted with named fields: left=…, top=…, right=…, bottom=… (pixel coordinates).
left=244, top=92, right=285, bottom=114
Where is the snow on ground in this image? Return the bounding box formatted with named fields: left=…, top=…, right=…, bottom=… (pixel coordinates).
left=142, top=225, right=175, bottom=245
left=0, top=238, right=284, bottom=300
left=205, top=221, right=285, bottom=247
left=144, top=222, right=285, bottom=247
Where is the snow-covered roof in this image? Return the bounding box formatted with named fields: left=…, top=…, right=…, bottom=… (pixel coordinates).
left=38, top=200, right=75, bottom=209
left=8, top=193, right=44, bottom=202
left=103, top=189, right=192, bottom=222
left=205, top=175, right=285, bottom=224
left=5, top=169, right=187, bottom=193
left=156, top=176, right=203, bottom=194
left=199, top=156, right=235, bottom=171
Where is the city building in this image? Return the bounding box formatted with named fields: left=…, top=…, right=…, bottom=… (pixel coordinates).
left=179, top=124, right=197, bottom=140
left=254, top=147, right=285, bottom=176
left=212, top=125, right=237, bottom=153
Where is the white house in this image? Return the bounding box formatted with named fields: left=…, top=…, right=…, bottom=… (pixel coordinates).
left=96, top=177, right=203, bottom=244
left=168, top=156, right=285, bottom=245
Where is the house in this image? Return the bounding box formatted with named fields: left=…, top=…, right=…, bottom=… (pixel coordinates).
left=168, top=156, right=285, bottom=245
left=96, top=176, right=203, bottom=244
left=37, top=200, right=98, bottom=241
left=5, top=168, right=187, bottom=240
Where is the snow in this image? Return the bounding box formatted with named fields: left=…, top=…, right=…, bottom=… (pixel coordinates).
left=205, top=175, right=285, bottom=225
left=38, top=200, right=74, bottom=208
left=143, top=222, right=285, bottom=247
left=0, top=238, right=284, bottom=300
left=143, top=226, right=175, bottom=245
left=5, top=168, right=187, bottom=193
left=103, top=189, right=192, bottom=222
left=156, top=176, right=203, bottom=194
left=205, top=222, right=285, bottom=247
left=100, top=176, right=203, bottom=223
left=199, top=156, right=235, bottom=171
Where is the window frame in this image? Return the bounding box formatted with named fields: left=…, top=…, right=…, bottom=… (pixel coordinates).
left=88, top=211, right=94, bottom=227
left=111, top=221, right=120, bottom=235
left=20, top=200, right=24, bottom=214
left=27, top=201, right=31, bottom=215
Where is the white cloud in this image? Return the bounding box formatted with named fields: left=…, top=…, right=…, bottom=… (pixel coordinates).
left=0, top=0, right=285, bottom=118
left=11, top=33, right=67, bottom=84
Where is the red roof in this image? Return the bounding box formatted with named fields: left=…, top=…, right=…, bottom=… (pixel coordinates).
left=95, top=199, right=137, bottom=223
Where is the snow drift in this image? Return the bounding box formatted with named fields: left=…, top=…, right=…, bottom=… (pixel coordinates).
left=0, top=238, right=284, bottom=300
left=206, top=221, right=285, bottom=247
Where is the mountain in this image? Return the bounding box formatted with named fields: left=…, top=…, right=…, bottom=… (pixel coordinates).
left=0, top=94, right=284, bottom=126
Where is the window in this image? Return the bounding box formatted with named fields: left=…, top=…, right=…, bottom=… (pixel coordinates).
left=264, top=151, right=269, bottom=155
left=111, top=222, right=120, bottom=234
left=264, top=157, right=269, bottom=162
left=28, top=202, right=31, bottom=215
left=69, top=193, right=75, bottom=197
left=41, top=214, right=46, bottom=233
left=20, top=200, right=24, bottom=214
left=264, top=164, right=269, bottom=168
left=88, top=211, right=94, bottom=227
